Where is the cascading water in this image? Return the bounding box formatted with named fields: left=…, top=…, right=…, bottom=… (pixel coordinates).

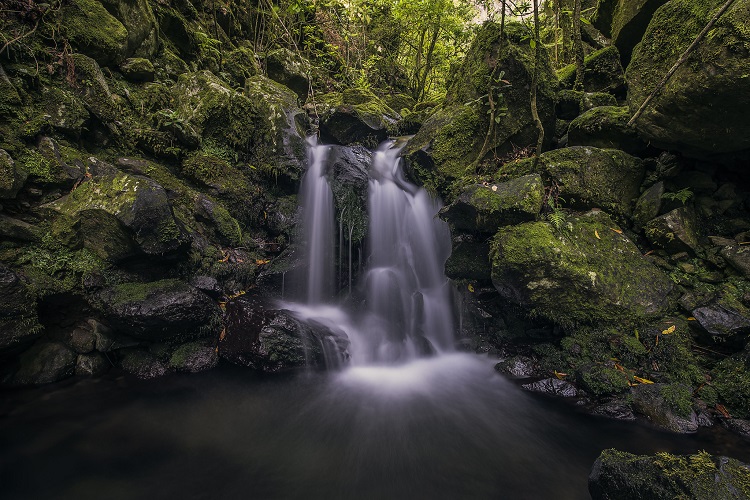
left=287, top=139, right=456, bottom=365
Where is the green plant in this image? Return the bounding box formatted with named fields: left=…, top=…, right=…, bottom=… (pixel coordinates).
left=662, top=188, right=693, bottom=205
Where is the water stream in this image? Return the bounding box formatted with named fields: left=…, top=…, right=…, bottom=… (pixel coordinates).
left=2, top=140, right=749, bottom=499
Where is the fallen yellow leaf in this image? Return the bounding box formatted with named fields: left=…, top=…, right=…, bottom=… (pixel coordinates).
left=687, top=317, right=696, bottom=321
left=633, top=376, right=654, bottom=384
left=594, top=230, right=601, bottom=239
left=468, top=284, right=475, bottom=292
left=661, top=325, right=676, bottom=335
left=554, top=370, right=568, bottom=379
left=255, top=259, right=270, bottom=265
left=610, top=228, right=623, bottom=234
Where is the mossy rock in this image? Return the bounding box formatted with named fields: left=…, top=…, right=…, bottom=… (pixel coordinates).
left=11, top=342, right=76, bottom=386
left=316, top=88, right=400, bottom=147
left=626, top=0, right=750, bottom=155
left=633, top=181, right=664, bottom=228
left=46, top=171, right=186, bottom=258
left=70, top=53, right=119, bottom=124
left=0, top=149, right=27, bottom=199
left=120, top=350, right=168, bottom=379
left=194, top=194, right=243, bottom=246
left=501, top=146, right=645, bottom=216
left=439, top=174, right=544, bottom=233
left=38, top=86, right=90, bottom=138
left=60, top=0, right=129, bottom=66
left=99, top=0, right=159, bottom=59
left=712, top=354, right=750, bottom=418
left=644, top=207, right=701, bottom=255
left=558, top=46, right=626, bottom=94
left=223, top=46, right=260, bottom=88
left=182, top=152, right=247, bottom=195
left=169, top=341, right=218, bottom=372
left=580, top=92, right=618, bottom=111
left=445, top=235, right=492, bottom=282
left=265, top=48, right=312, bottom=100
left=589, top=449, right=750, bottom=499
left=154, top=48, right=189, bottom=81
left=120, top=58, right=155, bottom=82
left=490, top=210, right=674, bottom=327
left=568, top=106, right=647, bottom=154
left=94, top=279, right=220, bottom=341
left=631, top=383, right=698, bottom=433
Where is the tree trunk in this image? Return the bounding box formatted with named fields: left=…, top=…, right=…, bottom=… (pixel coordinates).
left=572, top=0, right=584, bottom=90
left=531, top=0, right=545, bottom=167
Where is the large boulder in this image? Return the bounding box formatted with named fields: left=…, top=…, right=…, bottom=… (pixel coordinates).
left=567, top=106, right=647, bottom=154
left=626, top=0, right=750, bottom=155
left=558, top=46, right=626, bottom=94
left=316, top=88, right=400, bottom=147
left=439, top=174, right=544, bottom=233
left=592, top=0, right=670, bottom=64
left=265, top=48, right=312, bottom=100
left=12, top=342, right=77, bottom=385
left=644, top=207, right=700, bottom=255
left=99, top=0, right=159, bottom=58
left=502, top=146, right=644, bottom=216
left=70, top=54, right=120, bottom=124
left=630, top=383, right=698, bottom=433
left=93, top=279, right=221, bottom=341
left=60, top=0, right=129, bottom=66
left=490, top=210, right=674, bottom=327
left=589, top=449, right=750, bottom=500
left=220, top=294, right=349, bottom=373
left=404, top=22, right=557, bottom=181
left=0, top=264, right=41, bottom=352
left=46, top=171, right=186, bottom=260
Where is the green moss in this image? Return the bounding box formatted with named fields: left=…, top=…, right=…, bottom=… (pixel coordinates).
left=712, top=356, right=750, bottom=418
left=580, top=364, right=631, bottom=396
left=660, top=383, right=693, bottom=417
left=110, top=279, right=184, bottom=306
left=60, top=0, right=128, bottom=65
left=16, top=149, right=54, bottom=182
left=182, top=152, right=247, bottom=195
left=211, top=204, right=242, bottom=246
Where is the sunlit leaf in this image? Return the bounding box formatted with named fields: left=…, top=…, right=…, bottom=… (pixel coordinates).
left=610, top=228, right=623, bottom=234
left=594, top=230, right=601, bottom=239
left=661, top=325, right=676, bottom=335
left=468, top=284, right=475, bottom=292
left=633, top=376, right=654, bottom=384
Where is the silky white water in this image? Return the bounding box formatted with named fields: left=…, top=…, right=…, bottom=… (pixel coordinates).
left=287, top=139, right=456, bottom=365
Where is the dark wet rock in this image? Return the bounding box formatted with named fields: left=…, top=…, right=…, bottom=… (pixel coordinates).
left=722, top=419, right=750, bottom=441
left=75, top=352, right=110, bottom=376
left=445, top=235, right=492, bottom=282
left=91, top=319, right=139, bottom=352
left=70, top=54, right=119, bottom=125
left=721, top=245, right=750, bottom=279
left=93, top=280, right=221, bottom=341
left=558, top=46, right=626, bottom=94
left=522, top=377, right=579, bottom=397
left=67, top=325, right=97, bottom=354
left=626, top=0, right=750, bottom=155
left=220, top=294, right=349, bottom=373
left=589, top=449, right=750, bottom=500
left=644, top=207, right=700, bottom=255
left=692, top=303, right=750, bottom=338
left=0, top=214, right=41, bottom=242
left=591, top=400, right=636, bottom=421
left=696, top=409, right=714, bottom=428
left=46, top=171, right=186, bottom=260
left=121, top=350, right=168, bottom=380
left=265, top=48, right=311, bottom=100
left=326, top=144, right=372, bottom=244
left=35, top=136, right=86, bottom=188
left=495, top=355, right=536, bottom=378
left=557, top=90, right=584, bottom=120
left=99, top=0, right=159, bottom=59
left=630, top=383, right=698, bottom=433
left=13, top=342, right=76, bottom=386
left=439, top=175, right=544, bottom=233
left=491, top=211, right=674, bottom=326
left=503, top=147, right=644, bottom=216
left=316, top=88, right=400, bottom=147
left=567, top=106, right=647, bottom=155
left=633, top=182, right=664, bottom=228
left=0, top=149, right=27, bottom=199
left=120, top=57, right=155, bottom=82
left=0, top=264, right=41, bottom=352
left=169, top=341, right=218, bottom=373
left=580, top=92, right=618, bottom=111
left=189, top=275, right=223, bottom=298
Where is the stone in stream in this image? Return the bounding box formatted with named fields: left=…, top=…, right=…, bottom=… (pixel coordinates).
left=630, top=383, right=698, bottom=434
left=589, top=449, right=750, bottom=500
left=315, top=88, right=400, bottom=147
left=11, top=342, right=77, bottom=385
left=169, top=341, right=218, bottom=373
left=120, top=350, right=169, bottom=380
left=522, top=378, right=579, bottom=398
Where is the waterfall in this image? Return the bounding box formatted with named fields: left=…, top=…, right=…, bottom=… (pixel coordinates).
left=286, top=139, right=456, bottom=366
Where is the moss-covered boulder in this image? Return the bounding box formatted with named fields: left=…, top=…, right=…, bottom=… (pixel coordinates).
left=558, top=46, right=626, bottom=94
left=223, top=46, right=260, bottom=88
left=93, top=280, right=220, bottom=341
left=316, top=88, right=400, bottom=147
left=265, top=47, right=312, bottom=100
left=589, top=449, right=750, bottom=500
left=626, top=0, right=750, bottom=155
left=712, top=353, right=750, bottom=419
left=445, top=235, right=492, bottom=282
left=75, top=352, right=110, bottom=376
left=244, top=75, right=308, bottom=180
left=36, top=87, right=90, bottom=138
left=633, top=181, right=664, bottom=228
left=405, top=22, right=556, bottom=181
left=120, top=350, right=168, bottom=379
left=644, top=207, right=701, bottom=255
left=490, top=210, right=674, bottom=327
left=502, top=147, right=644, bottom=216
left=0, top=149, right=27, bottom=199
left=10, top=342, right=77, bottom=386
left=439, top=174, right=544, bottom=233
left=60, top=0, right=129, bottom=66
left=99, top=0, right=159, bottom=59
left=580, top=92, right=618, bottom=111
left=169, top=341, right=219, bottom=372
left=568, top=106, right=647, bottom=154
left=71, top=54, right=119, bottom=124
left=120, top=57, right=155, bottom=82
left=46, top=171, right=186, bottom=260
left=0, top=264, right=41, bottom=352
left=631, top=383, right=698, bottom=433
left=721, top=244, right=750, bottom=279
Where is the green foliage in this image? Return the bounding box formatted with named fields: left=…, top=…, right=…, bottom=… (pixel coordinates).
left=662, top=187, right=694, bottom=205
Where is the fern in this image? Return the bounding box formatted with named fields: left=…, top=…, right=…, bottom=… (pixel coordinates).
left=662, top=188, right=693, bottom=205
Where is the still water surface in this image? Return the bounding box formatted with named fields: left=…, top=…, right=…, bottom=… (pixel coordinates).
left=1, top=353, right=747, bottom=500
